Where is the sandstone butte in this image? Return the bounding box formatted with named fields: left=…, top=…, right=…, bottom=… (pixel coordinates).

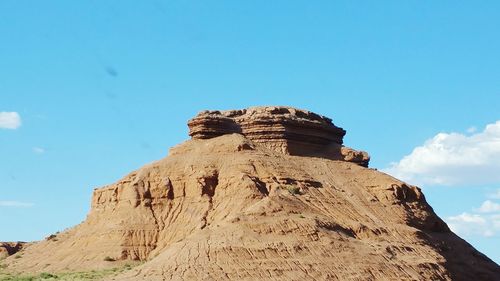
left=1, top=106, right=499, bottom=280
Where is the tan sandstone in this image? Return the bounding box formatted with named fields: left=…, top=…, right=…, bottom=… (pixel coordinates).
left=3, top=107, right=499, bottom=280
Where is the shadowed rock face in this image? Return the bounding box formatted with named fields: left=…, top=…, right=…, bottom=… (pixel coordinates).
left=0, top=242, right=26, bottom=259
left=188, top=106, right=370, bottom=166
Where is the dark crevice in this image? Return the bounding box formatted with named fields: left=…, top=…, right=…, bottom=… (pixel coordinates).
left=200, top=172, right=219, bottom=229
left=166, top=178, right=174, bottom=200
left=201, top=173, right=219, bottom=197
left=249, top=176, right=269, bottom=196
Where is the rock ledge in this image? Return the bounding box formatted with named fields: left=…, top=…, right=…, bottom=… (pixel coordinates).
left=188, top=106, right=370, bottom=166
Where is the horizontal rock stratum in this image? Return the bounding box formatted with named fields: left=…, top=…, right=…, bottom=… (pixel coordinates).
left=188, top=106, right=370, bottom=166
left=2, top=106, right=499, bottom=280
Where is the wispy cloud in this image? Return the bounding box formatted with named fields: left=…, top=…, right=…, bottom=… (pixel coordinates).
left=488, top=189, right=500, bottom=199
left=446, top=195, right=500, bottom=238
left=33, top=147, right=45, bottom=154
left=383, top=120, right=500, bottom=186
left=447, top=212, right=497, bottom=237
left=467, top=126, right=477, bottom=134
left=0, top=112, right=21, bottom=129
left=0, top=201, right=34, bottom=207
left=477, top=200, right=500, bottom=213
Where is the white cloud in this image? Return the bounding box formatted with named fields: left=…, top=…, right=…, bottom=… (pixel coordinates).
left=447, top=212, right=499, bottom=237
left=0, top=112, right=21, bottom=129
left=477, top=200, right=500, bottom=213
left=33, top=147, right=45, bottom=154
left=0, top=201, right=34, bottom=207
left=446, top=196, right=500, bottom=238
left=384, top=120, right=500, bottom=186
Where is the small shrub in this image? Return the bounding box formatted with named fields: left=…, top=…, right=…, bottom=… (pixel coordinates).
left=103, top=256, right=115, bottom=262
left=287, top=186, right=301, bottom=195
left=45, top=234, right=57, bottom=241
left=39, top=272, right=57, bottom=279
left=14, top=255, right=22, bottom=259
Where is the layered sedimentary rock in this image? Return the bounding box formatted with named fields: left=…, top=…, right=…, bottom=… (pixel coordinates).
left=3, top=107, right=499, bottom=280
left=188, top=106, right=370, bottom=166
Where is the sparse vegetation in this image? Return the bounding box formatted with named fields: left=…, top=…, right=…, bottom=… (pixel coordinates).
left=0, top=264, right=138, bottom=281
left=286, top=186, right=301, bottom=195
left=39, top=273, right=56, bottom=279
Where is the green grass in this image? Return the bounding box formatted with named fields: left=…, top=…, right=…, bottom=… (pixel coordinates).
left=0, top=264, right=135, bottom=281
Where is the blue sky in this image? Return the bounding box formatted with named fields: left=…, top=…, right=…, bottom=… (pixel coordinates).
left=1, top=1, right=499, bottom=263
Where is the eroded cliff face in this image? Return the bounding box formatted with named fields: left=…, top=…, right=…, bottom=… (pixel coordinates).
left=4, top=107, right=499, bottom=280
left=188, top=106, right=370, bottom=166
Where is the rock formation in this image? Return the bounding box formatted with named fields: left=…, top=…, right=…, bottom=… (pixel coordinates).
left=0, top=242, right=25, bottom=259
left=188, top=106, right=370, bottom=166
left=2, top=107, right=499, bottom=280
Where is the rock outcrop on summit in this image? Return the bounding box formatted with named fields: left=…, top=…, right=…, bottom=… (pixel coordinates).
left=3, top=106, right=499, bottom=281
left=188, top=107, right=370, bottom=166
